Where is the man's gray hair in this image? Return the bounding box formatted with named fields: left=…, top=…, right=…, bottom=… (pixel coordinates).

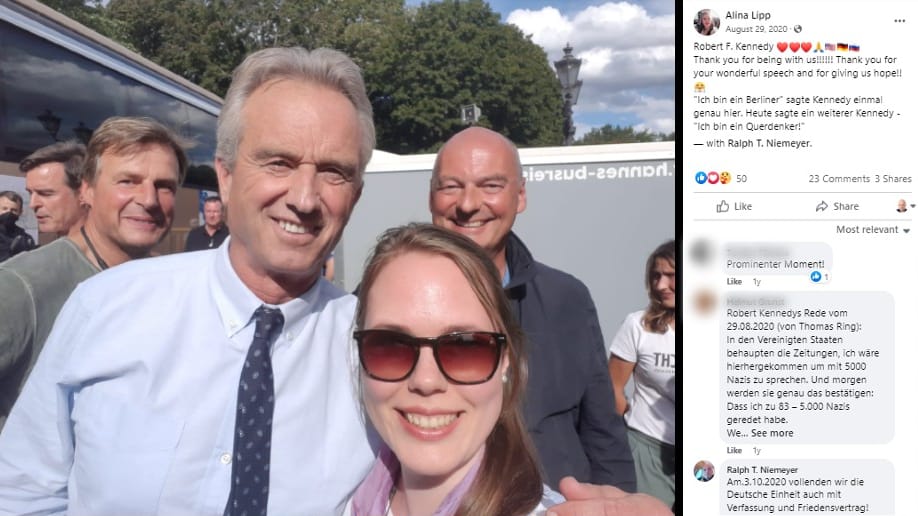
left=216, top=47, right=376, bottom=175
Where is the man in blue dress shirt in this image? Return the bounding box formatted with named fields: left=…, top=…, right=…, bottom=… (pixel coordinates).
left=0, top=48, right=672, bottom=516
left=0, top=46, right=376, bottom=516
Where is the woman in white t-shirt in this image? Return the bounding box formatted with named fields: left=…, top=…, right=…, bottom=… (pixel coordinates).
left=608, top=240, right=676, bottom=507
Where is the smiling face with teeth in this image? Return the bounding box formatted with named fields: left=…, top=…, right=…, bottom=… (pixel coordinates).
left=216, top=79, right=363, bottom=302
left=361, top=249, right=508, bottom=495
left=429, top=127, right=526, bottom=278
left=81, top=144, right=179, bottom=262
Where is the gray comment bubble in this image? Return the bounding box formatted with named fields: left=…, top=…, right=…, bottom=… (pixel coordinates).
left=720, top=459, right=893, bottom=515
left=724, top=242, right=833, bottom=276
left=721, top=291, right=893, bottom=444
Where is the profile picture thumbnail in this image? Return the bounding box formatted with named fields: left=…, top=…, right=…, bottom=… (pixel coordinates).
left=695, top=9, right=720, bottom=36
left=694, top=460, right=715, bottom=482
left=693, top=289, right=717, bottom=317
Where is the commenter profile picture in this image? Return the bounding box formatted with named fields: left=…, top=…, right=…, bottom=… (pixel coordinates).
left=695, top=460, right=715, bottom=482
left=695, top=9, right=720, bottom=36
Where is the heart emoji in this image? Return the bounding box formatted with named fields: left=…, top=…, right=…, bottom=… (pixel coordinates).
left=777, top=42, right=788, bottom=52
left=789, top=42, right=800, bottom=52
left=801, top=42, right=812, bottom=52
left=707, top=171, right=719, bottom=185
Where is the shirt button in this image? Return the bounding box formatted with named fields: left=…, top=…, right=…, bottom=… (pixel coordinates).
left=220, top=453, right=232, bottom=465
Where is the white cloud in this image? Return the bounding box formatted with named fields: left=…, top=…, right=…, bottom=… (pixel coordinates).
left=622, top=95, right=675, bottom=134
left=505, top=6, right=572, bottom=39
left=508, top=1, right=674, bottom=134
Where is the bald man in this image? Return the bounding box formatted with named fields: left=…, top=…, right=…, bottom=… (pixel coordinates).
left=429, top=127, right=636, bottom=491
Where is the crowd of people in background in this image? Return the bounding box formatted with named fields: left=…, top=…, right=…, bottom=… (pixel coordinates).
left=0, top=117, right=186, bottom=428
left=0, top=46, right=675, bottom=516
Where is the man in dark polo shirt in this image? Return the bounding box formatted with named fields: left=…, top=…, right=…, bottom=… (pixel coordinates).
left=184, top=195, right=228, bottom=251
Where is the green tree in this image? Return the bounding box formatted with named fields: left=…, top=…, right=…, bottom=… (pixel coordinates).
left=103, top=0, right=403, bottom=97
left=574, top=124, right=675, bottom=145
left=44, top=0, right=563, bottom=153
left=38, top=0, right=131, bottom=44
left=369, top=0, right=563, bottom=154
left=104, top=0, right=245, bottom=96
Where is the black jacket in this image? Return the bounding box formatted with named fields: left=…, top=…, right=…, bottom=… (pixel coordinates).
left=0, top=221, right=35, bottom=263
left=183, top=224, right=229, bottom=252
left=505, top=231, right=636, bottom=491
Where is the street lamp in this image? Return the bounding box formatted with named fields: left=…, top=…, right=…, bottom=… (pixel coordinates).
left=553, top=43, right=582, bottom=146
left=72, top=121, right=93, bottom=144
left=37, top=109, right=62, bottom=142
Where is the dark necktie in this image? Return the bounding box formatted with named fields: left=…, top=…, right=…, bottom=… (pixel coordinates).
left=225, top=306, right=284, bottom=516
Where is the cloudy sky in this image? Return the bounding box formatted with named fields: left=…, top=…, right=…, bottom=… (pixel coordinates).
left=409, top=1, right=675, bottom=137
left=504, top=0, right=674, bottom=136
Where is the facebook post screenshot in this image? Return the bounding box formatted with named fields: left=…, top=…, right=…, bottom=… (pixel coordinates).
left=684, top=1, right=916, bottom=515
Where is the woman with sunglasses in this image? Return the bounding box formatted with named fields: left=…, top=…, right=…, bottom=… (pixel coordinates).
left=346, top=223, right=559, bottom=516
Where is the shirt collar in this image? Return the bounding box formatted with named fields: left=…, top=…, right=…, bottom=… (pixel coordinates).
left=211, top=238, right=322, bottom=348
left=351, top=446, right=483, bottom=516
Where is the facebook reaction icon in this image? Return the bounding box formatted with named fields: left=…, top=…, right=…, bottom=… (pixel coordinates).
left=810, top=270, right=822, bottom=283
left=695, top=171, right=708, bottom=184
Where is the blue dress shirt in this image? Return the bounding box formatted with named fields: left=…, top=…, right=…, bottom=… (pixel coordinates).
left=0, top=240, right=378, bottom=516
